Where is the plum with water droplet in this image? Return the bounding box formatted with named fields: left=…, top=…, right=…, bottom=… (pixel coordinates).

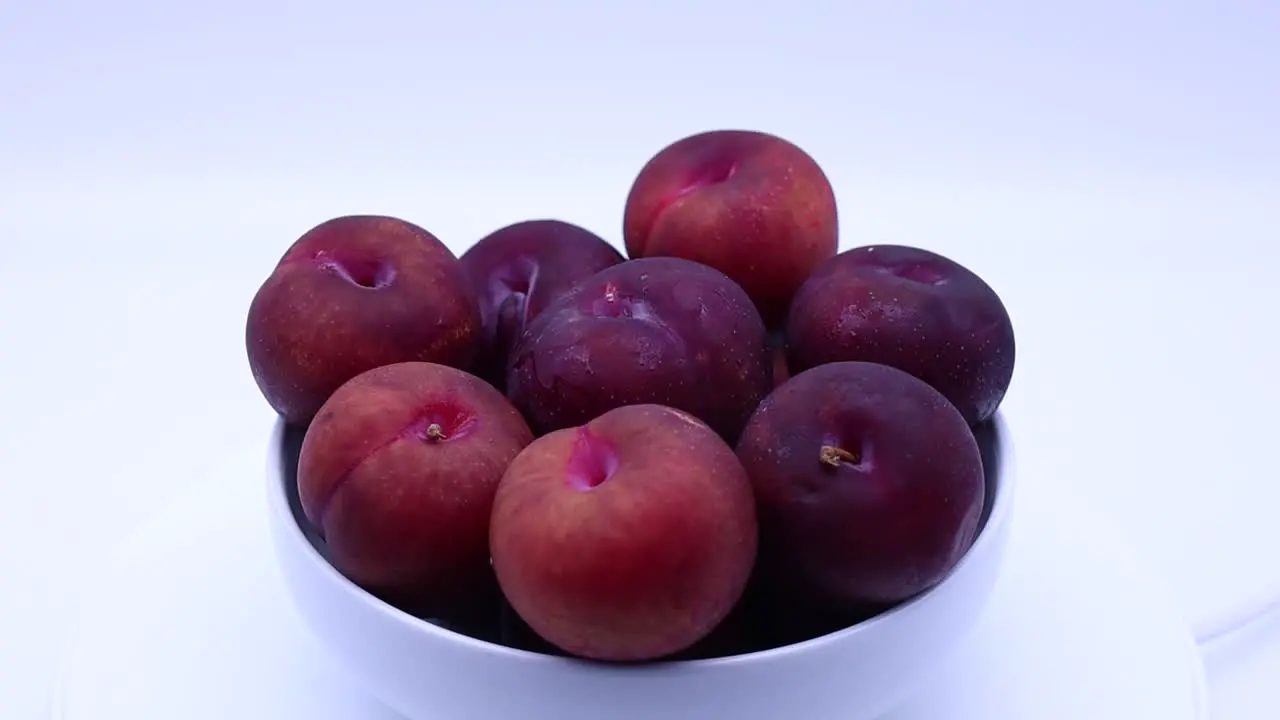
left=786, top=244, right=1015, bottom=425
left=505, top=257, right=771, bottom=442
left=623, top=129, right=839, bottom=327
left=735, top=361, right=985, bottom=608
left=460, top=220, right=624, bottom=392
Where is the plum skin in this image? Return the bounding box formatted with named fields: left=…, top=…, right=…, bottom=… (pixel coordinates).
left=785, top=244, right=1015, bottom=426
left=459, top=219, right=624, bottom=392
left=489, top=404, right=758, bottom=662
left=735, top=361, right=986, bottom=607
left=506, top=256, right=771, bottom=443
left=246, top=215, right=481, bottom=425
left=623, top=129, right=838, bottom=327
left=297, top=361, right=534, bottom=605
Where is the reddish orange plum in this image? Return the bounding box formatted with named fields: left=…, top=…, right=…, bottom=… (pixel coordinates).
left=623, top=129, right=838, bottom=326
left=297, top=362, right=533, bottom=604
left=247, top=215, right=481, bottom=424
left=490, top=404, right=758, bottom=662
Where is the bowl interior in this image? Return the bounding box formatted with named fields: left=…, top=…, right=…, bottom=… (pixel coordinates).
left=275, top=414, right=1007, bottom=659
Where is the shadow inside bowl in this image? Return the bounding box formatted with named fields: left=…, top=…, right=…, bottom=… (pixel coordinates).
left=276, top=415, right=1005, bottom=661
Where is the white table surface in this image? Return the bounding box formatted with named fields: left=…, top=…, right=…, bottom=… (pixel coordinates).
left=1, top=176, right=1277, bottom=719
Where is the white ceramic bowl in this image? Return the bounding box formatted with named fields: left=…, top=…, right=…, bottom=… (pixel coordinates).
left=266, top=413, right=1016, bottom=720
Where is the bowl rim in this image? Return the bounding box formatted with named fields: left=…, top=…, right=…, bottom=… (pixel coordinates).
left=266, top=411, right=1017, bottom=669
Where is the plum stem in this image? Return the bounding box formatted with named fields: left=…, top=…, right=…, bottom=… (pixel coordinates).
left=820, top=445, right=859, bottom=467
left=425, top=423, right=447, bottom=441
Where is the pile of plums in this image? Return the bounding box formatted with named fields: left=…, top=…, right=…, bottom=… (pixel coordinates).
left=246, top=129, right=1016, bottom=663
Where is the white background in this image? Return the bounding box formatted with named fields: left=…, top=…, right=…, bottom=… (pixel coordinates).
left=2, top=2, right=1278, bottom=718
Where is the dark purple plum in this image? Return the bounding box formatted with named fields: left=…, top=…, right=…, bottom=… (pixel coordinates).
left=459, top=220, right=624, bottom=391
left=506, top=257, right=771, bottom=442
left=786, top=244, right=1015, bottom=425
left=735, top=361, right=985, bottom=607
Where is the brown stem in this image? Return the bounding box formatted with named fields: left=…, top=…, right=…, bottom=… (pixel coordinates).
left=820, top=445, right=859, bottom=467
left=425, top=423, right=447, bottom=441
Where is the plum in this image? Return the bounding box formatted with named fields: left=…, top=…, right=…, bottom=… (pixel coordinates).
left=489, top=404, right=758, bottom=661
left=506, top=257, right=771, bottom=442
left=623, top=129, right=838, bottom=327
left=786, top=244, right=1015, bottom=425
left=459, top=219, right=625, bottom=391
left=297, top=361, right=533, bottom=605
left=247, top=215, right=481, bottom=424
left=735, top=361, right=985, bottom=607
